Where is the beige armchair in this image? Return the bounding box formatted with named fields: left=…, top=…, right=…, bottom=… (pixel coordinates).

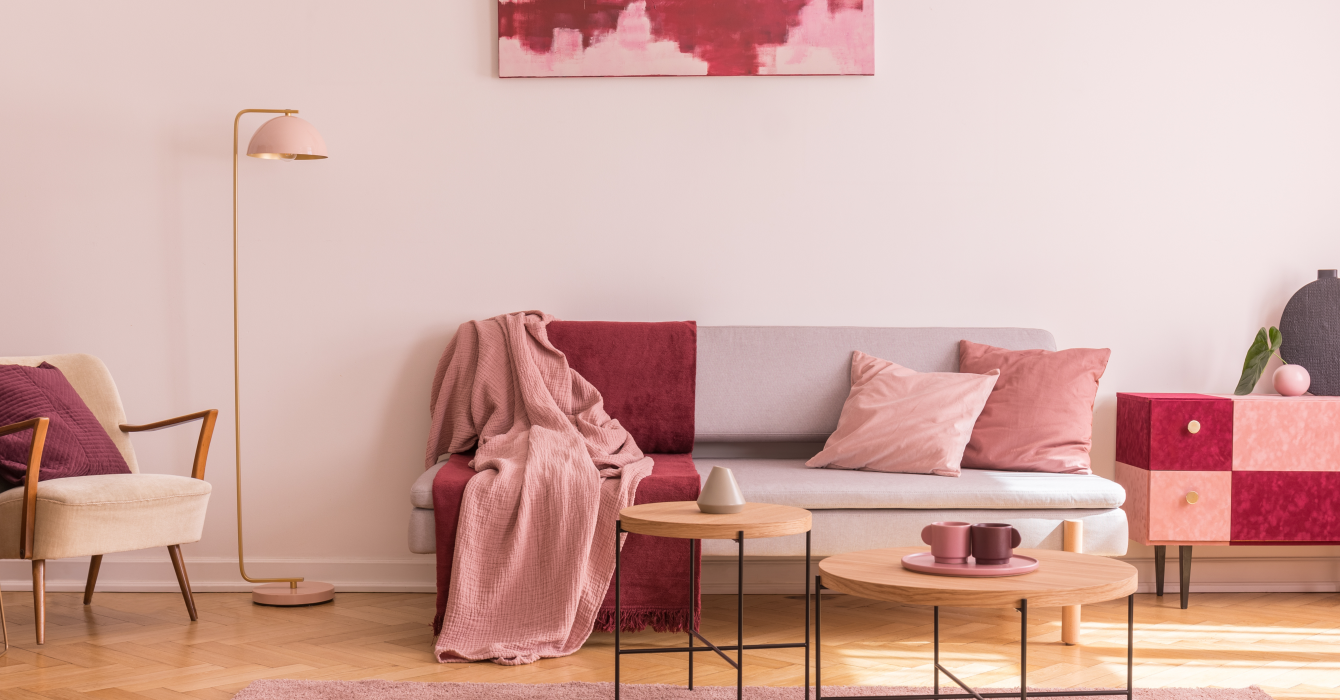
left=0, top=354, right=216, bottom=644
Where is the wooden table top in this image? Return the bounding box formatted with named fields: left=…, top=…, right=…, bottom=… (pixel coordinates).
left=818, top=547, right=1138, bottom=609
left=619, top=501, right=812, bottom=540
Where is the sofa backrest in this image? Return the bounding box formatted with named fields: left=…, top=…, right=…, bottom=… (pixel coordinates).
left=694, top=326, right=1056, bottom=443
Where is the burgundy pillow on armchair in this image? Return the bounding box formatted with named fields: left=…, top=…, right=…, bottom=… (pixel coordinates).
left=0, top=362, right=130, bottom=490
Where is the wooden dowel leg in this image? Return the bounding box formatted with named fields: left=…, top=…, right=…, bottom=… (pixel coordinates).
left=32, top=560, right=45, bottom=645
left=168, top=545, right=198, bottom=621
left=84, top=555, right=103, bottom=606
left=1061, top=520, right=1083, bottom=646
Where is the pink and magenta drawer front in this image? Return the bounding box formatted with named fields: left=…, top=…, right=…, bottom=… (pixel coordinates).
left=1231, top=471, right=1340, bottom=543
left=1116, top=393, right=1233, bottom=471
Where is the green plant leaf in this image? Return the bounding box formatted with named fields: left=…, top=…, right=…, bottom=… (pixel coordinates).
left=1269, top=326, right=1284, bottom=364
left=1234, top=326, right=1280, bottom=395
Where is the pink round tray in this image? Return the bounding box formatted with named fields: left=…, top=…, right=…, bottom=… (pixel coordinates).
left=901, top=551, right=1039, bottom=577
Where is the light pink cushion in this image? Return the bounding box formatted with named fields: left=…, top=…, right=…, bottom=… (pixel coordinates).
left=806, top=351, right=999, bottom=477
left=959, top=340, right=1111, bottom=475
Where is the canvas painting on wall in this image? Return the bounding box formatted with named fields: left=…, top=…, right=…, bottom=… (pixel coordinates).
left=499, top=0, right=874, bottom=78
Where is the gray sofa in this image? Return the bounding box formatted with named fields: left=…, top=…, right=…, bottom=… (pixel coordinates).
left=410, top=325, right=1127, bottom=560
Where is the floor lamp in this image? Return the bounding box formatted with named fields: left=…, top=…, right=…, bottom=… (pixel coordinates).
left=233, top=109, right=334, bottom=606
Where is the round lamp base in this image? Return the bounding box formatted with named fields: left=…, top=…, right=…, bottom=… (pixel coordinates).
left=252, top=581, right=335, bottom=607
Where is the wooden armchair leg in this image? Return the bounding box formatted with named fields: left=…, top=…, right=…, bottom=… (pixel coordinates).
left=167, top=545, right=198, bottom=622
left=32, top=560, right=45, bottom=645
left=84, top=555, right=103, bottom=606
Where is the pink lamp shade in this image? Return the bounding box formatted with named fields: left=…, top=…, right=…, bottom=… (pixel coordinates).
left=246, top=115, right=328, bottom=160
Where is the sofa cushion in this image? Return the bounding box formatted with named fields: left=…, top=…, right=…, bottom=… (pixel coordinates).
left=0, top=473, right=211, bottom=560
left=959, top=340, right=1111, bottom=474
left=807, top=352, right=997, bottom=477
left=411, top=462, right=445, bottom=509
left=698, top=506, right=1129, bottom=557
left=696, top=459, right=1125, bottom=510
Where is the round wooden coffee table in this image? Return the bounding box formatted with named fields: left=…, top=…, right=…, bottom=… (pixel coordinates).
left=615, top=502, right=812, bottom=700
left=816, top=547, right=1138, bottom=700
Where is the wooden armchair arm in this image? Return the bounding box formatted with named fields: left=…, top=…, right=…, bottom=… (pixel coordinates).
left=120, top=409, right=218, bottom=481
left=0, top=418, right=49, bottom=560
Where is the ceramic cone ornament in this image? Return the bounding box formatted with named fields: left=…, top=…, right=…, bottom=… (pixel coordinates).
left=697, top=466, right=746, bottom=514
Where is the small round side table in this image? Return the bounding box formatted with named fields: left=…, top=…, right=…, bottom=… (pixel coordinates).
left=816, top=547, right=1139, bottom=700
left=616, top=501, right=812, bottom=700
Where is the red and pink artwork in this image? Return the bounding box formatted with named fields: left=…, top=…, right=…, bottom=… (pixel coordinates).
left=498, top=0, right=874, bottom=78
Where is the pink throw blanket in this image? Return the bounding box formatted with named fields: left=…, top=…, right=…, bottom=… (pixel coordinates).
left=426, top=311, right=654, bottom=665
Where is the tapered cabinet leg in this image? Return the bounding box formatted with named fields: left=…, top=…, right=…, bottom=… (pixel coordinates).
left=1061, top=520, right=1082, bottom=645
left=32, top=560, right=45, bottom=645
left=167, top=545, right=198, bottom=621
left=1178, top=545, right=1193, bottom=610
left=1154, top=545, right=1166, bottom=597
left=84, top=555, right=103, bottom=606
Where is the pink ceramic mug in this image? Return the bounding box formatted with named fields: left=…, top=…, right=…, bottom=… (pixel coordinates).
left=920, top=521, right=972, bottom=564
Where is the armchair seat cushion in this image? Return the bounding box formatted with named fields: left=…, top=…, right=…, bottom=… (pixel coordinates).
left=0, top=474, right=211, bottom=560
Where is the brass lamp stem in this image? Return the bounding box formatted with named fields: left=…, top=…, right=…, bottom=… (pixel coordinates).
left=233, top=109, right=304, bottom=589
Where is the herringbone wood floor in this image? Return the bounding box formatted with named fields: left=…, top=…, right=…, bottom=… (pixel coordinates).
left=0, top=590, right=1333, bottom=699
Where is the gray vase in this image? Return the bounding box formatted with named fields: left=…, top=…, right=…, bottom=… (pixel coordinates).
left=1279, top=269, right=1340, bottom=395
left=697, top=466, right=746, bottom=514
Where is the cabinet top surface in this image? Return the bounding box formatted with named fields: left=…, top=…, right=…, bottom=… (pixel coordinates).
left=1120, top=392, right=1340, bottom=402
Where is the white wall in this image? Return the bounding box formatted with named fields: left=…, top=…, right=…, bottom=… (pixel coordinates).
left=3, top=1, right=1339, bottom=594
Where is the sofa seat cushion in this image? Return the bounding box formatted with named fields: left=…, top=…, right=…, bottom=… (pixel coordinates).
left=0, top=473, right=211, bottom=560
left=696, top=459, right=1124, bottom=510
left=699, top=507, right=1129, bottom=557
left=411, top=462, right=445, bottom=509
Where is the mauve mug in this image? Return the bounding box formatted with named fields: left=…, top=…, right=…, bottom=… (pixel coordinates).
left=920, top=521, right=972, bottom=564
left=970, top=523, right=1022, bottom=565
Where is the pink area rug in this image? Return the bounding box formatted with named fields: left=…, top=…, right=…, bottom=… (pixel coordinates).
left=232, top=681, right=1274, bottom=699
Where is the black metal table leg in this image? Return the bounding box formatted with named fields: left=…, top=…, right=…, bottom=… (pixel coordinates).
left=805, top=530, right=811, bottom=699
left=933, top=606, right=940, bottom=696
left=615, top=520, right=622, bottom=700
left=815, top=576, right=823, bottom=700
left=1178, top=546, right=1192, bottom=609
left=1154, top=545, right=1166, bottom=598
left=1127, top=593, right=1134, bottom=700
left=1020, top=599, right=1027, bottom=700
left=689, top=537, right=695, bottom=690
left=737, top=530, right=745, bottom=700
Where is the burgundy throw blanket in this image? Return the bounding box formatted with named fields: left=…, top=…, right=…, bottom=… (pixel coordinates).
left=431, top=320, right=700, bottom=638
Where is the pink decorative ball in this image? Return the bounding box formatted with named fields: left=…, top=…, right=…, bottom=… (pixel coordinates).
left=1273, top=364, right=1311, bottom=396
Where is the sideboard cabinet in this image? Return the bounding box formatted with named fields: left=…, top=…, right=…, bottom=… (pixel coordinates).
left=1115, top=392, right=1340, bottom=608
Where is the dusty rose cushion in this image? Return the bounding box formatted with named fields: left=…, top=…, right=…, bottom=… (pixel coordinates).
left=806, top=351, right=999, bottom=477
left=959, top=340, right=1111, bottom=474
left=0, top=362, right=131, bottom=490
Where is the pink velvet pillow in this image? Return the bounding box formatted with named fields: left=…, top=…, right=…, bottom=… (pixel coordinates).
left=807, top=351, right=999, bottom=477
left=959, top=340, right=1111, bottom=474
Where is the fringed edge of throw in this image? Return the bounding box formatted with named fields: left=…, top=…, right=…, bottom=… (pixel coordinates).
left=433, top=611, right=445, bottom=636
left=592, top=608, right=699, bottom=634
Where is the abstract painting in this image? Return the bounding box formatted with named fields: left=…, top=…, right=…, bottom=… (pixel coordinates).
left=499, top=0, right=873, bottom=77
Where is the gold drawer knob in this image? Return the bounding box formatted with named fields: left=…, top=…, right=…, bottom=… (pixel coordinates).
left=1186, top=491, right=1200, bottom=505
left=1187, top=420, right=1201, bottom=434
